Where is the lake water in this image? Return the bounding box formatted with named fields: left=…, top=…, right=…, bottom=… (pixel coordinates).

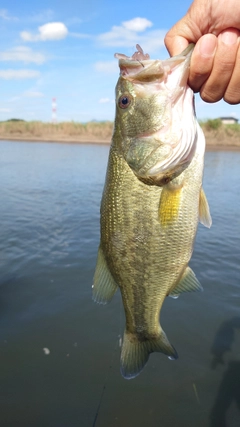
left=1, top=140, right=240, bottom=427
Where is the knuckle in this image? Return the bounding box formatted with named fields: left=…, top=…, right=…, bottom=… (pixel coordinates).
left=223, top=77, right=240, bottom=104
left=214, top=57, right=236, bottom=74
left=223, top=91, right=240, bottom=104
left=200, top=88, right=222, bottom=103
left=220, top=63, right=235, bottom=75
left=189, top=70, right=210, bottom=93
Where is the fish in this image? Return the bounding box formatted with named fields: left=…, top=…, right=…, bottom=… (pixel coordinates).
left=92, top=44, right=211, bottom=379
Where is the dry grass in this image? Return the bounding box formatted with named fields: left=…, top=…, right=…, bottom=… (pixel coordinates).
left=0, top=119, right=240, bottom=148
left=0, top=120, right=114, bottom=142
left=200, top=120, right=240, bottom=147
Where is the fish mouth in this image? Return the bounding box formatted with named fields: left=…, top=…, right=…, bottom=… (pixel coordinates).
left=115, top=43, right=194, bottom=85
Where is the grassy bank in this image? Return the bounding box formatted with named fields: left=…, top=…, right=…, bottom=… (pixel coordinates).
left=0, top=120, right=113, bottom=143
left=200, top=119, right=240, bottom=148
left=0, top=119, right=240, bottom=148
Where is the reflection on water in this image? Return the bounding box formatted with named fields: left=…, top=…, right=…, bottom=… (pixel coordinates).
left=210, top=318, right=240, bottom=427
left=211, top=318, right=240, bottom=369
left=1, top=142, right=240, bottom=426
left=211, top=361, right=240, bottom=427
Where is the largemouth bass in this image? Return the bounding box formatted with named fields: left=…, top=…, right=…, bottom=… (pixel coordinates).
left=93, top=44, right=211, bottom=379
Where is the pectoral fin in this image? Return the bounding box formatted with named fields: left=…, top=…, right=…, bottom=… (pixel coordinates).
left=199, top=188, right=212, bottom=228
left=159, top=183, right=183, bottom=226
left=169, top=266, right=203, bottom=298
left=92, top=246, right=118, bottom=304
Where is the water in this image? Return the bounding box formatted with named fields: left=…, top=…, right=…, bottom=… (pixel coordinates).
left=1, top=141, right=240, bottom=427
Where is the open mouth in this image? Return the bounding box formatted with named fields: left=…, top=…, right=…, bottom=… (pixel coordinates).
left=115, top=44, right=194, bottom=85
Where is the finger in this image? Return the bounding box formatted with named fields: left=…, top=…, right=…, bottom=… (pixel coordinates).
left=165, top=17, right=200, bottom=56
left=200, top=28, right=240, bottom=103
left=188, top=34, right=217, bottom=93
left=224, top=44, right=240, bottom=104
left=165, top=33, right=189, bottom=56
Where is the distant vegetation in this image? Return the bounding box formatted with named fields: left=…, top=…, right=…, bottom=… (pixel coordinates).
left=6, top=118, right=26, bottom=122
left=200, top=119, right=240, bottom=146
left=200, top=118, right=222, bottom=131
left=0, top=119, right=240, bottom=147
left=0, top=120, right=113, bottom=142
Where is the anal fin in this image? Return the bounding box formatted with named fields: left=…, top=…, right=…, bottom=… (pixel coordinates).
left=169, top=266, right=203, bottom=298
left=92, top=246, right=118, bottom=304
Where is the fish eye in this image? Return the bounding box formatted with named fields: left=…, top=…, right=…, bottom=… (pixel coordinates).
left=118, top=94, right=132, bottom=109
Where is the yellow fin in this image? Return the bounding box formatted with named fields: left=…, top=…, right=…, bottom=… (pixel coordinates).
left=92, top=246, right=118, bottom=304
left=159, top=183, right=183, bottom=226
left=199, top=188, right=212, bottom=228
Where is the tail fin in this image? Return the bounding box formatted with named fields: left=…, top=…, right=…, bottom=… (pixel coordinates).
left=120, top=329, right=178, bottom=380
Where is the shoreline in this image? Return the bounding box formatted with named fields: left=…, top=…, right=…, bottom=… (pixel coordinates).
left=205, top=144, right=240, bottom=151
left=1, top=135, right=240, bottom=151
left=0, top=135, right=111, bottom=145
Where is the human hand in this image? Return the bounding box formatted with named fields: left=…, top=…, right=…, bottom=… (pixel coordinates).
left=164, top=0, right=240, bottom=104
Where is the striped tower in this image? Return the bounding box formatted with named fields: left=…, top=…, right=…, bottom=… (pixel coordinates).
left=52, top=97, right=57, bottom=123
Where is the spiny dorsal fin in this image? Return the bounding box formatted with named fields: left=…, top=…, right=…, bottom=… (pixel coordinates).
left=199, top=188, right=212, bottom=228
left=169, top=266, right=203, bottom=298
left=159, top=183, right=183, bottom=226
left=92, top=246, right=118, bottom=304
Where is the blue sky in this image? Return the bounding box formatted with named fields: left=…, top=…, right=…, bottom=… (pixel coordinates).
left=0, top=0, right=239, bottom=123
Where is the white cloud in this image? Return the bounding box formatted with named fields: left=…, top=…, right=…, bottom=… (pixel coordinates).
left=7, top=96, right=20, bottom=103
left=98, top=24, right=138, bottom=47
left=20, top=22, right=68, bottom=42
left=97, top=17, right=166, bottom=54
left=0, top=46, right=46, bottom=64
left=0, top=9, right=18, bottom=21
left=94, top=60, right=118, bottom=74
left=122, top=17, right=152, bottom=32
left=0, top=69, right=40, bottom=79
left=23, top=90, right=44, bottom=98
left=137, top=30, right=167, bottom=54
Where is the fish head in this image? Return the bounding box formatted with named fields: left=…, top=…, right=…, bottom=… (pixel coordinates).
left=114, top=44, right=198, bottom=185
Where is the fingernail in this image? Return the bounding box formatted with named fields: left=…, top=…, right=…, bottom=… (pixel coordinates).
left=220, top=30, right=239, bottom=45
left=198, top=34, right=217, bottom=58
